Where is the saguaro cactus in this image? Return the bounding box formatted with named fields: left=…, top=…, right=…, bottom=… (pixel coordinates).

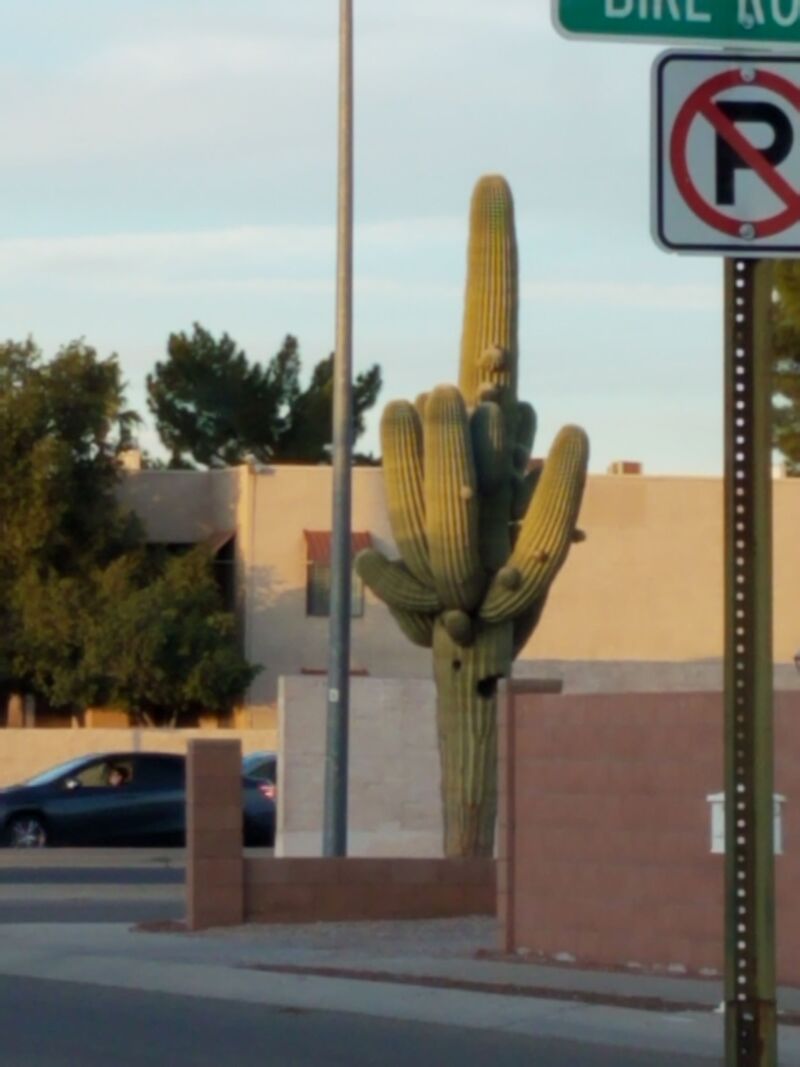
left=356, top=175, right=589, bottom=856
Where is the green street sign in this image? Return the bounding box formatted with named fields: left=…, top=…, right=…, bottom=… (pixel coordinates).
left=554, top=1, right=800, bottom=46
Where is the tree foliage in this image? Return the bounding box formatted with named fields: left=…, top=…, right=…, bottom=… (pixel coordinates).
left=146, top=323, right=382, bottom=468
left=0, top=338, right=257, bottom=724
left=88, top=550, right=259, bottom=727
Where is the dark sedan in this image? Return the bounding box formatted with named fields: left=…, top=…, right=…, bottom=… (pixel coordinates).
left=0, top=752, right=275, bottom=848
left=241, top=750, right=278, bottom=802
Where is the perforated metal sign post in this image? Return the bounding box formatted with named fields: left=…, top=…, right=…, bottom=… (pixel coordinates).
left=723, top=259, right=777, bottom=1067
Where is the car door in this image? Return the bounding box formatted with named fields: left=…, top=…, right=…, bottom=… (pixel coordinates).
left=123, top=756, right=186, bottom=844
left=45, top=757, right=139, bottom=845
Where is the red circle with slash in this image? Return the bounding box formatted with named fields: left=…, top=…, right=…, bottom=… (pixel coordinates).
left=670, top=68, right=800, bottom=238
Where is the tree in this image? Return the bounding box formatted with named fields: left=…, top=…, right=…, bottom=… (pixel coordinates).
left=273, top=353, right=382, bottom=464
left=772, top=262, right=800, bottom=472
left=0, top=338, right=259, bottom=725
left=0, top=339, right=141, bottom=708
left=87, top=550, right=260, bottom=727
left=146, top=324, right=382, bottom=468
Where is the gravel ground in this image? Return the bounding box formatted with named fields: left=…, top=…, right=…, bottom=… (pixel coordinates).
left=192, top=916, right=499, bottom=959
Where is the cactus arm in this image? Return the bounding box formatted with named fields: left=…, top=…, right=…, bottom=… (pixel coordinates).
left=355, top=548, right=442, bottom=613
left=389, top=607, right=434, bottom=648
left=458, top=175, right=519, bottom=410
left=424, top=386, right=484, bottom=611
left=511, top=466, right=540, bottom=522
left=380, top=400, right=433, bottom=585
left=513, top=401, right=536, bottom=472
left=470, top=402, right=506, bottom=495
left=479, top=424, right=589, bottom=623
left=478, top=486, right=513, bottom=573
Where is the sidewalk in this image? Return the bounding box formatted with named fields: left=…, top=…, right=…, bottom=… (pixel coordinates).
left=0, top=916, right=796, bottom=1062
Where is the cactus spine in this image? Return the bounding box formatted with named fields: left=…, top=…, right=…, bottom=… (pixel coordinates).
left=356, top=175, right=589, bottom=857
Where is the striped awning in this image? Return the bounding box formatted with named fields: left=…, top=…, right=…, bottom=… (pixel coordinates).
left=303, top=529, right=372, bottom=565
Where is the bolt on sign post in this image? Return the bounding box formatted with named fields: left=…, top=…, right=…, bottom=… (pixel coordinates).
left=651, top=50, right=795, bottom=1067
left=324, top=0, right=354, bottom=859
left=553, top=0, right=800, bottom=47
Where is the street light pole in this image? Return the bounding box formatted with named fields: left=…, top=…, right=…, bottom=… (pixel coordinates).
left=323, top=0, right=354, bottom=858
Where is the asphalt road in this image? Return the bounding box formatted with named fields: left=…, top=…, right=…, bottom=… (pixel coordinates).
left=0, top=899, right=184, bottom=923
left=0, top=866, right=182, bottom=884
left=0, top=974, right=720, bottom=1067
left=0, top=861, right=184, bottom=923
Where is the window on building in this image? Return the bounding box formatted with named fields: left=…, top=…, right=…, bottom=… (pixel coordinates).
left=303, top=530, right=371, bottom=618
left=306, top=561, right=364, bottom=618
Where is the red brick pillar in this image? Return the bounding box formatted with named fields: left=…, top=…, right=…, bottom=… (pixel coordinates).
left=186, top=739, right=243, bottom=930
left=496, top=679, right=562, bottom=954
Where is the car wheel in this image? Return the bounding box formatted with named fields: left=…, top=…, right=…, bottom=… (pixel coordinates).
left=7, top=815, right=48, bottom=848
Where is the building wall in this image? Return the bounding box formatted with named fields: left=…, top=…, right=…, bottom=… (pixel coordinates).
left=531, top=474, right=800, bottom=663
left=497, top=687, right=800, bottom=983
left=119, top=466, right=800, bottom=725
left=240, top=466, right=429, bottom=724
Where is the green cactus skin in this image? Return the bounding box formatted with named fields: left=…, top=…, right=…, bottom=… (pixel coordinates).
left=470, top=402, right=506, bottom=494
left=515, top=401, right=536, bottom=464
left=356, top=549, right=441, bottom=613
left=433, top=618, right=512, bottom=856
left=458, top=176, right=518, bottom=411
left=360, top=175, right=589, bottom=857
left=380, top=401, right=432, bottom=587
left=480, top=425, right=588, bottom=624
left=442, top=609, right=474, bottom=647
left=389, top=607, right=434, bottom=649
left=424, top=386, right=483, bottom=611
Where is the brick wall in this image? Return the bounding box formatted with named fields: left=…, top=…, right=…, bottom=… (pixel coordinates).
left=186, top=739, right=244, bottom=929
left=244, top=857, right=494, bottom=923
left=498, top=687, right=800, bottom=983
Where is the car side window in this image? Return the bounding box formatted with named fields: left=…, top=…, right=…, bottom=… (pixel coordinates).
left=66, top=760, right=135, bottom=788
left=133, top=757, right=185, bottom=790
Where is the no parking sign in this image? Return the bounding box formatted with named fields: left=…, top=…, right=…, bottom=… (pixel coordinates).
left=653, top=51, right=800, bottom=255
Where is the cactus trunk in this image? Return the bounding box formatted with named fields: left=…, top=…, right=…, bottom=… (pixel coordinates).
left=433, top=618, right=511, bottom=856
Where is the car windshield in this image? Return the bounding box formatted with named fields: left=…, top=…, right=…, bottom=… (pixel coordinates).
left=23, top=755, right=95, bottom=787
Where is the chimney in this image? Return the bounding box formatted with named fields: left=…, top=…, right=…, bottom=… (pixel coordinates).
left=607, top=460, right=642, bottom=475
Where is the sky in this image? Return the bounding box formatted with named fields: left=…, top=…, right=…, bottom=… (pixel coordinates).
left=0, top=0, right=726, bottom=474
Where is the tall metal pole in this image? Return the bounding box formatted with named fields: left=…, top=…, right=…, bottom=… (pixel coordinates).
left=723, top=258, right=776, bottom=1067
left=323, top=0, right=354, bottom=857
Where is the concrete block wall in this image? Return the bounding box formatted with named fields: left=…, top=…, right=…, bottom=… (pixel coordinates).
left=277, top=675, right=443, bottom=857
left=498, top=687, right=800, bottom=983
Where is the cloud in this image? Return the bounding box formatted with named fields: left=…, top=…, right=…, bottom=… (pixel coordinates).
left=0, top=216, right=719, bottom=322
left=0, top=215, right=461, bottom=275
left=83, top=33, right=329, bottom=85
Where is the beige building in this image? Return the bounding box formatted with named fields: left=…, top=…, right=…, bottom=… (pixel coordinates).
left=117, top=460, right=800, bottom=729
